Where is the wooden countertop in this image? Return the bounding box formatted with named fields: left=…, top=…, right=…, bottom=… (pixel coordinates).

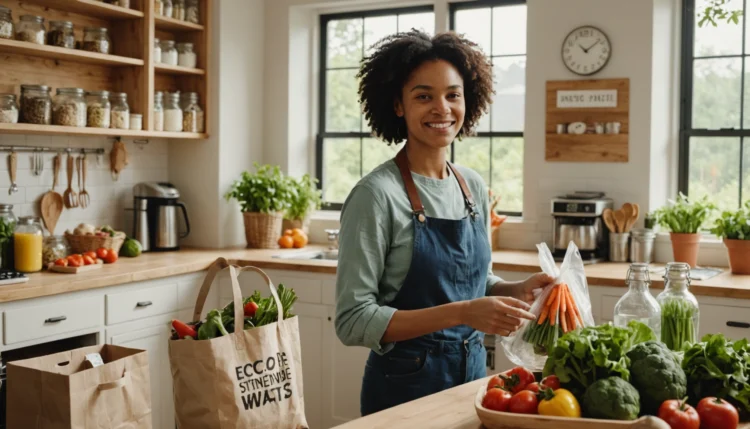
left=1, top=246, right=748, bottom=303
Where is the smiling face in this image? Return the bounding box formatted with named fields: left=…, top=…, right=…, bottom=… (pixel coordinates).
left=394, top=59, right=466, bottom=150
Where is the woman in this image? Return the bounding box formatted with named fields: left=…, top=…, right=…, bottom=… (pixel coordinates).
left=334, top=30, right=553, bottom=416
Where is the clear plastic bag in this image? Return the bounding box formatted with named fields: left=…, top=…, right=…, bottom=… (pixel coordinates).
left=500, top=241, right=596, bottom=371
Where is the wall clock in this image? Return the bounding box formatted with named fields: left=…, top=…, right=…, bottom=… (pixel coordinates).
left=561, top=25, right=611, bottom=76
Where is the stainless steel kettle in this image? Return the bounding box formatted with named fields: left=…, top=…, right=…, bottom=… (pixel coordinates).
left=132, top=182, right=190, bottom=251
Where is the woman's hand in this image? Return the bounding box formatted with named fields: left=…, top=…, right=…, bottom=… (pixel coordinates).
left=461, top=297, right=536, bottom=337
left=508, top=273, right=555, bottom=304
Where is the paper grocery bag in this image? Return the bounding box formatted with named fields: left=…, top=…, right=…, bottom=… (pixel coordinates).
left=7, top=344, right=152, bottom=429
left=169, top=258, right=308, bottom=429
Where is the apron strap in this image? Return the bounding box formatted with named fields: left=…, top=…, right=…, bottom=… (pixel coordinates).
left=446, top=162, right=478, bottom=215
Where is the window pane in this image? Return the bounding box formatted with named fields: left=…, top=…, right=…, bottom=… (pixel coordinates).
left=398, top=12, right=434, bottom=34
left=454, top=8, right=491, bottom=56
left=364, top=15, right=396, bottom=56
left=491, top=56, right=526, bottom=132
left=689, top=137, right=740, bottom=210
left=323, top=138, right=361, bottom=203
left=362, top=138, right=399, bottom=173
left=492, top=5, right=526, bottom=56
left=326, top=69, right=361, bottom=132
left=744, top=139, right=750, bottom=204
left=491, top=137, right=524, bottom=213
left=694, top=0, right=743, bottom=56
left=743, top=58, right=750, bottom=128
left=454, top=137, right=491, bottom=185
left=692, top=58, right=742, bottom=129
left=327, top=19, right=363, bottom=68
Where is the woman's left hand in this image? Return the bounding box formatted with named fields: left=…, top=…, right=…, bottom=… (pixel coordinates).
left=510, top=273, right=555, bottom=304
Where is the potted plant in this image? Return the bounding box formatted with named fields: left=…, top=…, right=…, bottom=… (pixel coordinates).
left=224, top=164, right=293, bottom=249
left=652, top=193, right=716, bottom=267
left=283, top=174, right=322, bottom=235
left=711, top=200, right=750, bottom=274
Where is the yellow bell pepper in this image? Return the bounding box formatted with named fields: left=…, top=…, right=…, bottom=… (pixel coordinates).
left=537, top=388, right=581, bottom=418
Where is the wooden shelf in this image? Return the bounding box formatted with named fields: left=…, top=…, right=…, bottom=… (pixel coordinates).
left=155, top=15, right=205, bottom=32
left=545, top=133, right=629, bottom=163
left=22, top=0, right=144, bottom=19
left=154, top=64, right=206, bottom=76
left=0, top=123, right=207, bottom=139
left=0, top=38, right=143, bottom=67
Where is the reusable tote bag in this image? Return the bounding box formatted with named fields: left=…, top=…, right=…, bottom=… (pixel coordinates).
left=168, top=257, right=308, bottom=429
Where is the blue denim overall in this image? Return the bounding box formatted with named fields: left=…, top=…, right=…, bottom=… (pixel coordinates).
left=360, top=149, right=491, bottom=416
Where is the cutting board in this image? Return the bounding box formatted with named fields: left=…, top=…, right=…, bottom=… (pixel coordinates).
left=47, top=260, right=103, bottom=274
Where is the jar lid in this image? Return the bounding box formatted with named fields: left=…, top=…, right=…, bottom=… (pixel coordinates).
left=154, top=91, right=163, bottom=100
left=56, top=88, right=84, bottom=95
left=17, top=216, right=40, bottom=225
left=0, top=5, right=11, bottom=13
left=0, top=204, right=13, bottom=211
left=160, top=40, right=176, bottom=47
left=84, top=26, right=108, bottom=32
left=20, top=15, right=44, bottom=23
left=176, top=42, right=194, bottom=48
left=21, top=84, right=50, bottom=92
left=130, top=113, right=142, bottom=118
left=0, top=93, right=16, bottom=100
left=664, top=262, right=691, bottom=282
left=112, top=92, right=127, bottom=100
left=50, top=20, right=74, bottom=28
left=86, top=90, right=110, bottom=97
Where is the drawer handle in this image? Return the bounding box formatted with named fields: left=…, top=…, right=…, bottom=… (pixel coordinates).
left=726, top=321, right=750, bottom=329
left=136, top=301, right=153, bottom=308
left=45, top=316, right=67, bottom=324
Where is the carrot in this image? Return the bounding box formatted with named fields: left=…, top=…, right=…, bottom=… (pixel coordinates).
left=567, top=305, right=577, bottom=330
left=538, top=304, right=550, bottom=325
left=545, top=287, right=559, bottom=306
left=560, top=309, right=568, bottom=332
left=550, top=287, right=562, bottom=326
left=566, top=288, right=584, bottom=326
left=560, top=285, right=568, bottom=314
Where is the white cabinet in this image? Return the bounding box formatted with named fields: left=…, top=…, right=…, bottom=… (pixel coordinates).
left=295, top=303, right=327, bottom=429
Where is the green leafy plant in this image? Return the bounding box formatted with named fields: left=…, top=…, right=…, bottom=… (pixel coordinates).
left=224, top=164, right=294, bottom=214
left=710, top=200, right=750, bottom=240
left=697, top=0, right=743, bottom=28
left=652, top=193, right=716, bottom=234
left=286, top=174, right=323, bottom=221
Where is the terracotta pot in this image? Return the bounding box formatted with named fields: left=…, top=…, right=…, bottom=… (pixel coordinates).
left=724, top=238, right=750, bottom=275
left=281, top=217, right=310, bottom=235
left=669, top=233, right=701, bottom=268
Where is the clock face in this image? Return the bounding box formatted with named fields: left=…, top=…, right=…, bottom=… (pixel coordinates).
left=561, top=26, right=611, bottom=76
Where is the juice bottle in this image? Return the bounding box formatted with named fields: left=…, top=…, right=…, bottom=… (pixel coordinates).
left=14, top=216, right=43, bottom=273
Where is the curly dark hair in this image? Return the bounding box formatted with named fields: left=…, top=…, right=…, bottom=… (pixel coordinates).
left=357, top=30, right=494, bottom=144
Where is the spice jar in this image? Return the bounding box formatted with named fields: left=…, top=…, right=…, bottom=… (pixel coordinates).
left=130, top=113, right=142, bottom=130
left=153, top=91, right=164, bottom=131
left=83, top=27, right=111, bottom=54
left=185, top=0, right=200, bottom=24
left=155, top=0, right=164, bottom=15
left=0, top=94, right=19, bottom=124
left=154, top=37, right=162, bottom=63
left=104, top=0, right=130, bottom=8
left=47, top=21, right=75, bottom=49
left=180, top=91, right=203, bottom=133
left=16, top=15, right=45, bottom=45
left=177, top=42, right=197, bottom=68
left=110, top=92, right=130, bottom=129
left=656, top=262, right=700, bottom=351
left=52, top=88, right=86, bottom=127
left=0, top=5, right=14, bottom=40
left=162, top=0, right=173, bottom=17
left=613, top=263, right=661, bottom=340
left=164, top=92, right=183, bottom=132
left=14, top=216, right=43, bottom=273
left=0, top=204, right=16, bottom=271
left=172, top=0, right=185, bottom=20
left=160, top=40, right=177, bottom=65
left=86, top=90, right=111, bottom=128
left=42, top=235, right=69, bottom=267
left=20, top=84, right=51, bottom=125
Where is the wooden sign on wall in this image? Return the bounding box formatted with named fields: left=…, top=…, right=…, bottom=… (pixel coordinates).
left=545, top=78, right=630, bottom=162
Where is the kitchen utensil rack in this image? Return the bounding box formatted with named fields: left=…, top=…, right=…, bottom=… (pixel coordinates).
left=0, top=145, right=105, bottom=155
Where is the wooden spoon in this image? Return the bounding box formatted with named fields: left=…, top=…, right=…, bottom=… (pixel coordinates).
left=621, top=203, right=635, bottom=232
left=602, top=208, right=618, bottom=233
left=63, top=153, right=78, bottom=209
left=614, top=209, right=628, bottom=234
left=631, top=203, right=640, bottom=229
left=40, top=154, right=64, bottom=235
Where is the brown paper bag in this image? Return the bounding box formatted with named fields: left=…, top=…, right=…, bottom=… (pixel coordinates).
left=169, top=258, right=308, bottom=429
left=7, top=344, right=152, bottom=429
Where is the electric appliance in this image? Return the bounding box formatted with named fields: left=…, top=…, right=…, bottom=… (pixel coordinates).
left=551, top=191, right=613, bottom=264
left=132, top=182, right=190, bottom=252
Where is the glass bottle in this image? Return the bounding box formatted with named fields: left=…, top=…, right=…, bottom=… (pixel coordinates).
left=177, top=42, right=197, bottom=68
left=160, top=40, right=177, bottom=65
left=0, top=5, right=15, bottom=40
left=154, top=37, right=162, bottom=63
left=162, top=0, right=173, bottom=17
left=154, top=0, right=164, bottom=16
left=153, top=91, right=164, bottom=131
left=42, top=235, right=69, bottom=267
left=180, top=91, right=203, bottom=133
left=185, top=0, right=200, bottom=24
left=172, top=0, right=185, bottom=20
left=20, top=84, right=51, bottom=125
left=83, top=27, right=111, bottom=54
left=657, top=262, right=700, bottom=351
left=16, top=15, right=45, bottom=45
left=110, top=92, right=130, bottom=129
left=164, top=92, right=183, bottom=131
left=52, top=88, right=86, bottom=127
left=85, top=90, right=111, bottom=128
left=613, top=263, right=662, bottom=340
left=14, top=216, right=43, bottom=273
left=47, top=20, right=75, bottom=48
left=0, top=94, right=19, bottom=124
left=0, top=204, right=16, bottom=270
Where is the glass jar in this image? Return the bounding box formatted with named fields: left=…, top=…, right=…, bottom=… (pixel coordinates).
left=154, top=37, right=162, bottom=63
left=14, top=216, right=43, bottom=273
left=0, top=6, right=14, bottom=40
left=177, top=42, right=197, bottom=68
left=47, top=20, right=75, bottom=48
left=20, top=84, right=51, bottom=125
left=657, top=262, right=700, bottom=351
left=164, top=92, right=183, bottom=132
left=0, top=204, right=16, bottom=271
left=16, top=15, right=45, bottom=45
left=180, top=91, right=203, bottom=133
left=160, top=40, right=177, bottom=65
left=83, top=27, right=111, bottom=54
left=172, top=0, right=185, bottom=20
left=104, top=0, right=130, bottom=8
left=52, top=88, right=86, bottom=127
left=110, top=92, right=130, bottom=129
left=154, top=0, right=164, bottom=15
left=130, top=113, right=142, bottom=130
left=162, top=0, right=173, bottom=17
left=0, top=94, right=18, bottom=124
left=613, top=263, right=662, bottom=340
left=153, top=91, right=164, bottom=131
left=185, top=0, right=199, bottom=24
left=86, top=90, right=111, bottom=128
left=42, top=235, right=69, bottom=267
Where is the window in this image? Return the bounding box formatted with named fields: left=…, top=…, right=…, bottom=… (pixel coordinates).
left=680, top=0, right=749, bottom=209
left=450, top=0, right=526, bottom=215
left=318, top=6, right=435, bottom=208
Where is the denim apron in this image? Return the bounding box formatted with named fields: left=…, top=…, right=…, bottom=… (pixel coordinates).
left=360, top=149, right=491, bottom=416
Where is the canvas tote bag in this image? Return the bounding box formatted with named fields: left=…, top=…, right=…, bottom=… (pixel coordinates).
left=169, top=257, right=308, bottom=429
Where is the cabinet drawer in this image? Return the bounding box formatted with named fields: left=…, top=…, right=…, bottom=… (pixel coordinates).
left=4, top=296, right=102, bottom=345
left=220, top=271, right=322, bottom=305
left=177, top=273, right=206, bottom=310
left=106, top=283, right=178, bottom=325
left=698, top=304, right=750, bottom=340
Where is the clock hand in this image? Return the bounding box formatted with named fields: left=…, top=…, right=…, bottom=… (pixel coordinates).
left=578, top=44, right=587, bottom=53
left=584, top=39, right=601, bottom=52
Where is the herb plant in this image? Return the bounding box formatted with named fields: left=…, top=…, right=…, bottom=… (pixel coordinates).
left=711, top=200, right=750, bottom=240
left=224, top=164, right=294, bottom=214
left=285, top=174, right=322, bottom=221
left=653, top=193, right=716, bottom=234
left=697, top=0, right=743, bottom=28
left=661, top=298, right=698, bottom=351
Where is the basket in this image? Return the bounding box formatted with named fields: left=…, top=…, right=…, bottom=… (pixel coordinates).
left=64, top=232, right=126, bottom=254
left=243, top=211, right=284, bottom=249
left=281, top=217, right=311, bottom=235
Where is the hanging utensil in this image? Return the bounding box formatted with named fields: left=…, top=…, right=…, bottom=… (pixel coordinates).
left=79, top=154, right=90, bottom=208
left=110, top=138, right=129, bottom=181
left=63, top=152, right=78, bottom=209
left=40, top=153, right=64, bottom=235
left=7, top=151, right=17, bottom=195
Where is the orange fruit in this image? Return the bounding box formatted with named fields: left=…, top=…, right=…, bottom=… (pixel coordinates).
left=292, top=233, right=308, bottom=248
left=278, top=235, right=294, bottom=249
left=283, top=229, right=293, bottom=236
left=291, top=228, right=305, bottom=237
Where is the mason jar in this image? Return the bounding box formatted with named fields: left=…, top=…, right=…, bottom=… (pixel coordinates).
left=172, top=0, right=185, bottom=20
left=180, top=91, right=203, bottom=133
left=185, top=0, right=200, bottom=24
left=20, top=84, right=51, bottom=125
left=160, top=40, right=177, bottom=65
left=47, top=20, right=75, bottom=48
left=129, top=113, right=142, bottom=130
left=104, top=0, right=130, bottom=8
left=42, top=235, right=70, bottom=267
left=16, top=15, right=45, bottom=45
left=162, top=0, right=173, bottom=17
left=110, top=92, right=130, bottom=129
left=14, top=216, right=43, bottom=273
left=154, top=37, right=162, bottom=63
left=83, top=27, right=111, bottom=54
left=0, top=5, right=14, bottom=40
left=177, top=42, right=197, bottom=68
left=656, top=262, right=700, bottom=351
left=153, top=91, right=164, bottom=131
left=0, top=94, right=19, bottom=124
left=52, top=88, right=86, bottom=127
left=85, top=90, right=111, bottom=128
left=154, top=0, right=164, bottom=16
left=164, top=92, right=183, bottom=132
left=0, top=204, right=16, bottom=270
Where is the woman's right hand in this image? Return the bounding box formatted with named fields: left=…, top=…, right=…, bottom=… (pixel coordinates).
left=461, top=297, right=536, bottom=336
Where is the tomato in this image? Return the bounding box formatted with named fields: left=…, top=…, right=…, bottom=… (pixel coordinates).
left=487, top=374, right=506, bottom=391
left=96, top=248, right=109, bottom=260
left=103, top=250, right=118, bottom=264
left=658, top=398, right=700, bottom=429
left=82, top=255, right=95, bottom=266
left=68, top=256, right=82, bottom=267
left=482, top=387, right=513, bottom=412
left=541, top=375, right=561, bottom=391
left=524, top=382, right=541, bottom=394
left=84, top=251, right=97, bottom=260
left=508, top=390, right=538, bottom=414
left=488, top=367, right=535, bottom=394
left=54, top=258, right=68, bottom=267
left=696, top=397, right=738, bottom=429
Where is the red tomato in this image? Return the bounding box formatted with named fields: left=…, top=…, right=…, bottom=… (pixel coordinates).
left=524, top=382, right=541, bottom=394
left=487, top=374, right=505, bottom=391
left=82, top=255, right=95, bottom=266
left=504, top=367, right=536, bottom=394
left=541, top=375, right=561, bottom=391
left=658, top=398, right=700, bottom=429
left=696, top=397, right=738, bottom=429
left=103, top=250, right=118, bottom=264
left=54, top=258, right=68, bottom=267
left=508, top=390, right=538, bottom=414
left=482, top=387, right=513, bottom=412
left=84, top=251, right=97, bottom=260
left=96, top=248, right=109, bottom=260
left=68, top=256, right=82, bottom=267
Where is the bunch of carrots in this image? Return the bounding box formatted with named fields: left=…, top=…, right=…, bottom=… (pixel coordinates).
left=489, top=190, right=507, bottom=229
left=522, top=282, right=584, bottom=355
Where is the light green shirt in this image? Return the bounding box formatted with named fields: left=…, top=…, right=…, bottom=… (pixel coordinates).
left=334, top=159, right=502, bottom=355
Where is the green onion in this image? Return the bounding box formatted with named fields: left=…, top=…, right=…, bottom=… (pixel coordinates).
left=660, top=298, right=698, bottom=351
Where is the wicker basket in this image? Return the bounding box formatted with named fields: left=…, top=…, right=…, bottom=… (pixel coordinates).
left=281, top=217, right=311, bottom=235
left=243, top=211, right=284, bottom=249
left=64, top=232, right=126, bottom=254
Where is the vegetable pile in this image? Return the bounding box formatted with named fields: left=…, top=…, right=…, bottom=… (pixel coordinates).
left=522, top=282, right=584, bottom=355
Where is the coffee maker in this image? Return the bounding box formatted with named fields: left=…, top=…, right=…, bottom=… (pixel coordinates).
left=551, top=192, right=613, bottom=263
left=132, top=182, right=190, bottom=252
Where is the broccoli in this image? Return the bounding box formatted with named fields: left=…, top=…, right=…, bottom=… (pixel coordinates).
left=197, top=309, right=230, bottom=340
left=627, top=341, right=687, bottom=415
left=582, top=377, right=640, bottom=420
